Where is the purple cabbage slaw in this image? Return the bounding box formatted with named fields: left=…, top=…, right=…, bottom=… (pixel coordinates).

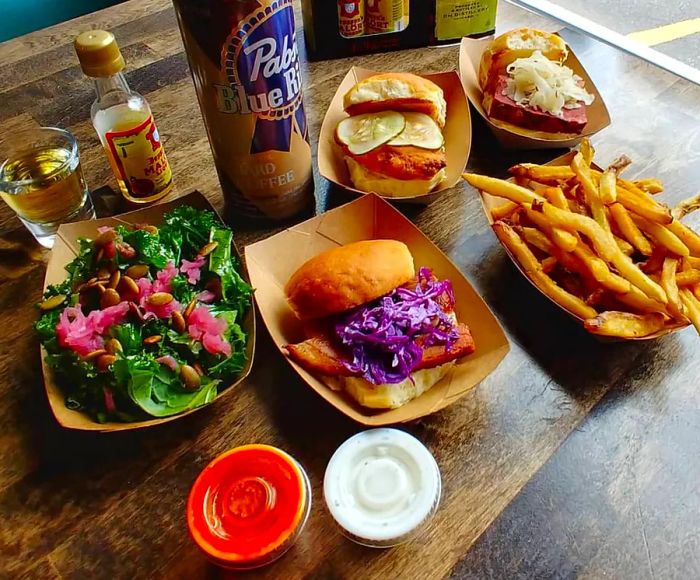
left=334, top=267, right=459, bottom=385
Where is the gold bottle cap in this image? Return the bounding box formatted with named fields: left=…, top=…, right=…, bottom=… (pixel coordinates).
left=74, top=30, right=125, bottom=77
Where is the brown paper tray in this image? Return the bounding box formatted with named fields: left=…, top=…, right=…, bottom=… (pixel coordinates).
left=476, top=151, right=687, bottom=340
left=459, top=34, right=611, bottom=150
left=41, top=192, right=256, bottom=431
left=318, top=66, right=471, bottom=205
left=245, top=193, right=509, bottom=425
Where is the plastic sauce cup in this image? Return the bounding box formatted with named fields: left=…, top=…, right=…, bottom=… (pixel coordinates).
left=323, top=428, right=441, bottom=547
left=187, top=445, right=311, bottom=569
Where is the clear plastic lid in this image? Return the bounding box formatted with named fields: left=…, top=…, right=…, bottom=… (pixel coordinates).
left=187, top=444, right=311, bottom=569
left=324, top=428, right=441, bottom=547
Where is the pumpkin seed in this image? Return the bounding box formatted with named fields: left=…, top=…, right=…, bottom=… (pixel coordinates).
left=95, top=229, right=117, bottom=246
left=105, top=338, right=123, bottom=354
left=96, top=354, right=117, bottom=372
left=84, top=349, right=107, bottom=361
left=100, top=288, right=121, bottom=308
left=180, top=365, right=201, bottom=390
left=147, top=292, right=173, bottom=306
left=120, top=275, right=139, bottom=295
left=39, top=294, right=66, bottom=311
left=198, top=241, right=218, bottom=257
left=171, top=310, right=186, bottom=333
left=184, top=298, right=197, bottom=318
left=125, top=264, right=149, bottom=279
left=108, top=270, right=121, bottom=290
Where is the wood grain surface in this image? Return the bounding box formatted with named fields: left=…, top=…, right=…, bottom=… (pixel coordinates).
left=1, top=1, right=699, bottom=578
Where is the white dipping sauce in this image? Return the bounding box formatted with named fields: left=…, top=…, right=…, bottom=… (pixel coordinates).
left=323, top=429, right=441, bottom=547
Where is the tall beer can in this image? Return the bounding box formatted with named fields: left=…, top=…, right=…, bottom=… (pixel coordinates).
left=172, top=0, right=314, bottom=221
left=338, top=0, right=365, bottom=38
left=365, top=0, right=407, bottom=34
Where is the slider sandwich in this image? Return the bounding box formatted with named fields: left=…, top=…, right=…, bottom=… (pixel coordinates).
left=335, top=73, right=448, bottom=197
left=479, top=28, right=595, bottom=135
left=283, top=240, right=475, bottom=409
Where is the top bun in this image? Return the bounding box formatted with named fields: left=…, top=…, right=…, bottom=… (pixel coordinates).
left=285, top=240, right=415, bottom=321
left=478, top=28, right=568, bottom=91
left=343, top=73, right=447, bottom=128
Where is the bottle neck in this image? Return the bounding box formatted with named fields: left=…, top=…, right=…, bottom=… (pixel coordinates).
left=93, top=72, right=130, bottom=100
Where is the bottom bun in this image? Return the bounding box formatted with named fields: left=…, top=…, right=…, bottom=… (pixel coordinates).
left=345, top=157, right=446, bottom=198
left=324, top=361, right=454, bottom=409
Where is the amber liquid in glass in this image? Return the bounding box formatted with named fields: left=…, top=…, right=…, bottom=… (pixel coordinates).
left=0, top=146, right=88, bottom=225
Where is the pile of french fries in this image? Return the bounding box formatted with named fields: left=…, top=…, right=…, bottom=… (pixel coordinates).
left=463, top=140, right=700, bottom=339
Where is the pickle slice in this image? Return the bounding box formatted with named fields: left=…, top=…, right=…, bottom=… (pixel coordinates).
left=336, top=111, right=406, bottom=155
left=388, top=112, right=444, bottom=149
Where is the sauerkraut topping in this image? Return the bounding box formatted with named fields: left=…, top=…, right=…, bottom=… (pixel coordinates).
left=504, top=51, right=594, bottom=117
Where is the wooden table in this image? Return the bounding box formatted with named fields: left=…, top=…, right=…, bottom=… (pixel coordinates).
left=2, top=1, right=699, bottom=578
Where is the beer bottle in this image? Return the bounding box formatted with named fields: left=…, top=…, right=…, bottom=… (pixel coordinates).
left=172, top=0, right=315, bottom=221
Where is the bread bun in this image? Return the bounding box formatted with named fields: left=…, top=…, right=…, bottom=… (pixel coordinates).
left=345, top=157, right=446, bottom=197
left=325, top=361, right=454, bottom=409
left=285, top=240, right=415, bottom=320
left=478, top=28, right=568, bottom=92
left=343, top=73, right=447, bottom=128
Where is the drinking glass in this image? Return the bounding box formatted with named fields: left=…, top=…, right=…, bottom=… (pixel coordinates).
left=0, top=127, right=95, bottom=248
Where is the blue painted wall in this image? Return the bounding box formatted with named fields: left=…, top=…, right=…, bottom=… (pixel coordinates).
left=0, top=0, right=125, bottom=42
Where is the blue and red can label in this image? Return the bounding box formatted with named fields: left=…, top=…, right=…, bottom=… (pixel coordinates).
left=173, top=0, right=313, bottom=219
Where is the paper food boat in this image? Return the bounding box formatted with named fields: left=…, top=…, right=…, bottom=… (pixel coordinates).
left=476, top=151, right=687, bottom=340
left=41, top=192, right=256, bottom=431
left=318, top=66, right=472, bottom=205
left=245, top=193, right=509, bottom=425
left=459, top=34, right=611, bottom=150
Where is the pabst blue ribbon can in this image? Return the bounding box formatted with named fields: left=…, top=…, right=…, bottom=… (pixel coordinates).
left=172, top=0, right=314, bottom=220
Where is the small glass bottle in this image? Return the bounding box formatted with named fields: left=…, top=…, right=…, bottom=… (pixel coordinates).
left=74, top=30, right=174, bottom=204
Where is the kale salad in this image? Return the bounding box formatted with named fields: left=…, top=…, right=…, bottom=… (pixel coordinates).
left=35, top=206, right=252, bottom=423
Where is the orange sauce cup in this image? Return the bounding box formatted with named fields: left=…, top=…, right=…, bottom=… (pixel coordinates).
left=187, top=444, right=311, bottom=569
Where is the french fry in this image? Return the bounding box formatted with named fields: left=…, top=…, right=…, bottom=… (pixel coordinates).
left=538, top=202, right=668, bottom=304
left=572, top=242, right=631, bottom=294
left=464, top=173, right=544, bottom=205
left=614, top=235, right=634, bottom=256
left=667, top=219, right=700, bottom=255
left=640, top=247, right=666, bottom=274
left=660, top=257, right=685, bottom=320
left=630, top=214, right=690, bottom=257
left=583, top=311, right=666, bottom=338
left=616, top=186, right=673, bottom=224
left=572, top=152, right=611, bottom=234
left=608, top=202, right=653, bottom=256
left=491, top=201, right=519, bottom=221
left=676, top=270, right=700, bottom=287
left=519, top=226, right=554, bottom=254
left=673, top=193, right=700, bottom=220
left=541, top=256, right=557, bottom=274
left=633, top=178, right=663, bottom=194
left=580, top=138, right=594, bottom=166
left=606, top=155, right=632, bottom=176
left=695, top=285, right=700, bottom=302
left=524, top=207, right=578, bottom=252
left=543, top=186, right=569, bottom=210
left=683, top=256, right=700, bottom=269
left=509, top=164, right=575, bottom=182
left=598, top=170, right=617, bottom=204
left=493, top=222, right=597, bottom=319
left=679, top=289, right=700, bottom=334
left=615, top=286, right=668, bottom=315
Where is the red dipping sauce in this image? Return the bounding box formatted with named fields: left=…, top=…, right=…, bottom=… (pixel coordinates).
left=187, top=445, right=311, bottom=569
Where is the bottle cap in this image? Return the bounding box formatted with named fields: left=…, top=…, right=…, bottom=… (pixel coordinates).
left=74, top=30, right=125, bottom=77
